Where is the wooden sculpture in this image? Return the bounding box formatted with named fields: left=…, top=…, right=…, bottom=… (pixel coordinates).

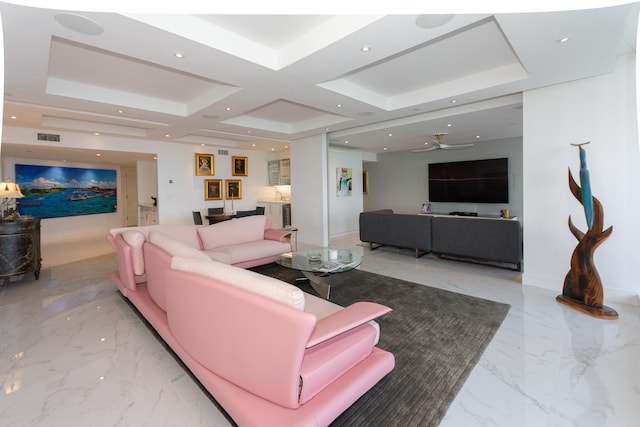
left=556, top=142, right=618, bottom=319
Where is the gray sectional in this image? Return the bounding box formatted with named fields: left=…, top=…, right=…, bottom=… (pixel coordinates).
left=359, top=209, right=522, bottom=271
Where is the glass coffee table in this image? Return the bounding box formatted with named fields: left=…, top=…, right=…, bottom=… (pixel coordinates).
left=274, top=249, right=362, bottom=299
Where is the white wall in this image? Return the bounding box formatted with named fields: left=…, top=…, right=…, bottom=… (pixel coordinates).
left=523, top=53, right=639, bottom=301
left=290, top=134, right=329, bottom=247
left=363, top=137, right=524, bottom=219
left=136, top=159, right=157, bottom=205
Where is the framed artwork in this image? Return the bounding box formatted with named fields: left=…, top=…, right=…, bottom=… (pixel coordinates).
left=15, top=164, right=117, bottom=219
left=195, top=153, right=214, bottom=176
left=363, top=170, right=369, bottom=194
left=204, top=179, right=223, bottom=200
left=226, top=179, right=242, bottom=199
left=336, top=167, right=352, bottom=197
left=232, top=156, right=248, bottom=176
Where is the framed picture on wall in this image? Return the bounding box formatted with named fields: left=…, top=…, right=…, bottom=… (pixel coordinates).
left=195, top=153, right=214, bottom=176
left=226, top=179, right=242, bottom=199
left=232, top=156, right=248, bottom=176
left=204, top=179, right=222, bottom=200
left=363, top=170, right=369, bottom=194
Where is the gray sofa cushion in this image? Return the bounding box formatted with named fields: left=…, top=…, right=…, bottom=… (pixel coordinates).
left=359, top=210, right=431, bottom=252
left=431, top=217, right=522, bottom=265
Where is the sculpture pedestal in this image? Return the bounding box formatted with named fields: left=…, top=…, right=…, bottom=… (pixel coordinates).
left=556, top=295, right=618, bottom=320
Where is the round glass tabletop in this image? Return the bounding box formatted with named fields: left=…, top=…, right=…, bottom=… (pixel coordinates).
left=275, top=248, right=362, bottom=274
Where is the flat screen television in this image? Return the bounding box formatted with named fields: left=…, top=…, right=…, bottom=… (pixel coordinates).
left=428, top=158, right=509, bottom=203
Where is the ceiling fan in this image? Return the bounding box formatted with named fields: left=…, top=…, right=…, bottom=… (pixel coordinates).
left=411, top=132, right=474, bottom=152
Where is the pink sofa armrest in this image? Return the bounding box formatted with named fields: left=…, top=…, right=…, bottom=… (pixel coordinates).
left=307, top=302, right=392, bottom=348
left=111, top=234, right=138, bottom=293
left=264, top=228, right=292, bottom=242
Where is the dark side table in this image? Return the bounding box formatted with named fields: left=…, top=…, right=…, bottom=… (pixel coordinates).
left=0, top=217, right=41, bottom=285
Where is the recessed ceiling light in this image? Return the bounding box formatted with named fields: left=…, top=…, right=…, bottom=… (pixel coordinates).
left=344, top=140, right=349, bottom=144
left=10, top=115, right=16, bottom=120
left=388, top=133, right=393, bottom=137
left=383, top=147, right=388, bottom=151
left=447, top=123, right=452, bottom=127
left=559, top=37, right=570, bottom=43
left=476, top=135, right=481, bottom=139
left=285, top=145, right=289, bottom=149
left=174, top=52, right=185, bottom=58
left=117, top=110, right=124, bottom=114
left=361, top=45, right=371, bottom=52
left=252, top=144, right=256, bottom=147
left=226, top=107, right=232, bottom=111
left=164, top=134, right=170, bottom=138
left=94, top=132, right=99, bottom=136
left=96, top=153, right=101, bottom=156
left=451, top=100, right=457, bottom=104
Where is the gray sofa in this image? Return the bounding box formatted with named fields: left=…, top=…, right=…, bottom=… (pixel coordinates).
left=359, top=209, right=432, bottom=257
left=359, top=209, right=522, bottom=270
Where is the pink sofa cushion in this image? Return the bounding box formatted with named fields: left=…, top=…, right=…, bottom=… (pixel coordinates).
left=204, top=240, right=291, bottom=265
left=171, top=256, right=305, bottom=310
left=121, top=230, right=145, bottom=275
left=198, top=216, right=266, bottom=250
left=149, top=229, right=210, bottom=261
left=149, top=224, right=202, bottom=249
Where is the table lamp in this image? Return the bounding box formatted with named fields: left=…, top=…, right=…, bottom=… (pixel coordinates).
left=0, top=179, right=25, bottom=219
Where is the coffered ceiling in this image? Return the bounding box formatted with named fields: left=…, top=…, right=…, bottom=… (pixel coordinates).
left=0, top=2, right=638, bottom=166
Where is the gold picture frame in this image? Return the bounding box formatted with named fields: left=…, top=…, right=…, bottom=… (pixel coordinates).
left=363, top=170, right=369, bottom=194
left=204, top=179, right=223, bottom=200
left=232, top=156, right=248, bottom=176
left=225, top=179, right=242, bottom=199
left=195, top=153, right=214, bottom=176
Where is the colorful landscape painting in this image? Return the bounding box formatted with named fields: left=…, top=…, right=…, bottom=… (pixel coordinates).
left=15, top=164, right=117, bottom=219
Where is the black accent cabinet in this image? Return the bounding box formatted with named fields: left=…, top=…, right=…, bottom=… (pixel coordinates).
left=0, top=217, right=41, bottom=285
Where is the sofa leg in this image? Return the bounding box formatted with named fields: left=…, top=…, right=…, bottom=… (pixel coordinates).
left=414, top=249, right=428, bottom=258
left=369, top=242, right=384, bottom=250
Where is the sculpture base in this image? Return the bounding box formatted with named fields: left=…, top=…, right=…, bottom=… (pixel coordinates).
left=556, top=295, right=618, bottom=320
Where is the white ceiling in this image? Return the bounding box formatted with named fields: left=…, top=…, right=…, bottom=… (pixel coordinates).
left=0, top=3, right=638, bottom=167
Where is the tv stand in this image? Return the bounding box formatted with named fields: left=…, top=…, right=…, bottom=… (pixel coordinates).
left=448, top=211, right=478, bottom=217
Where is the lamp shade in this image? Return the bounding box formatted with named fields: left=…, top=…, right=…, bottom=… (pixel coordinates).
left=0, top=182, right=25, bottom=199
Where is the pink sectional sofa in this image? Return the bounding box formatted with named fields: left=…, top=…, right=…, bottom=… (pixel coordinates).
left=108, top=217, right=395, bottom=426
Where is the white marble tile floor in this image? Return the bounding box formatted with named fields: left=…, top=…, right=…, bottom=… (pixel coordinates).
left=0, top=235, right=638, bottom=426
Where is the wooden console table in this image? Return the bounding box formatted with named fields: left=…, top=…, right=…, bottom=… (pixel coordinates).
left=0, top=217, right=41, bottom=285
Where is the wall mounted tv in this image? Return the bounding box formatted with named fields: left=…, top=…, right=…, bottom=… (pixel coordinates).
left=428, top=158, right=509, bottom=203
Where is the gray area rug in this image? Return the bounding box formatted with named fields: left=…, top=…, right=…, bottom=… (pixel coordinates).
left=250, top=263, right=510, bottom=427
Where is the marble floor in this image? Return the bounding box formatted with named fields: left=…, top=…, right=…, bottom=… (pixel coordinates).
left=1, top=235, right=639, bottom=426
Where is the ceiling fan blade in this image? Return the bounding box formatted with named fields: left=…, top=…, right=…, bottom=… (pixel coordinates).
left=410, top=146, right=439, bottom=152
left=439, top=143, right=474, bottom=150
